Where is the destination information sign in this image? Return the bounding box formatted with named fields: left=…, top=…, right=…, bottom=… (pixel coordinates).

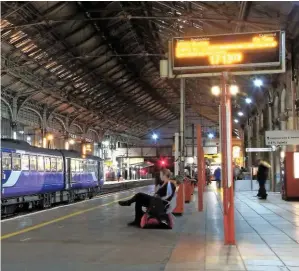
left=172, top=31, right=282, bottom=72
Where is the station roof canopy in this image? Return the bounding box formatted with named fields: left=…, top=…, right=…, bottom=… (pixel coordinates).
left=2, top=2, right=299, bottom=139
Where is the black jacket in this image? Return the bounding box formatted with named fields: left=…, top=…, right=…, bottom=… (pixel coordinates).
left=257, top=165, right=269, bottom=182
left=156, top=182, right=176, bottom=202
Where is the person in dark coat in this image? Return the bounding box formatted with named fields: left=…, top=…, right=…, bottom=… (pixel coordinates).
left=214, top=167, right=221, bottom=189
left=257, top=161, right=270, bottom=199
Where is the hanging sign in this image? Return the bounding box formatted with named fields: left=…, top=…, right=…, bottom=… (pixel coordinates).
left=172, top=31, right=283, bottom=73
left=246, top=148, right=273, bottom=152
left=265, top=130, right=299, bottom=146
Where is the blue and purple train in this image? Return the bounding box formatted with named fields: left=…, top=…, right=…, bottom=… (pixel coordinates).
left=1, top=139, right=104, bottom=215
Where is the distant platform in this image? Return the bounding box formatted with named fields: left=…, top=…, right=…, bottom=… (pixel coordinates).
left=104, top=179, right=153, bottom=185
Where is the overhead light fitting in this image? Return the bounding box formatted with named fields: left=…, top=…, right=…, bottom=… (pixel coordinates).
left=253, top=78, right=263, bottom=87
left=245, top=97, right=252, bottom=104
left=211, top=86, right=221, bottom=96
left=152, top=133, right=158, bottom=140
left=229, top=85, right=239, bottom=95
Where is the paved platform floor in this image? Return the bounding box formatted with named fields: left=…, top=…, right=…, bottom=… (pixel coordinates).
left=2, top=184, right=299, bottom=271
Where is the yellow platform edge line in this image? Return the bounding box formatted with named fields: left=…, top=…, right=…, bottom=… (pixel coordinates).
left=1, top=196, right=131, bottom=240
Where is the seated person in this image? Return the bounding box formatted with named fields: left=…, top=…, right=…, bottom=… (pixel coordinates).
left=154, top=172, right=164, bottom=192
left=118, top=168, right=176, bottom=227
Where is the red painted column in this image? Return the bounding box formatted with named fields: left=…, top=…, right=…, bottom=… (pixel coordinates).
left=197, top=125, right=203, bottom=212
left=184, top=177, right=192, bottom=203
left=220, top=72, right=235, bottom=245
left=172, top=182, right=185, bottom=215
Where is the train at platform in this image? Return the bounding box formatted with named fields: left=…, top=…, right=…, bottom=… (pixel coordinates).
left=1, top=139, right=104, bottom=216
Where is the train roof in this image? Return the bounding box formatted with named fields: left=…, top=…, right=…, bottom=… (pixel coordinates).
left=1, top=139, right=62, bottom=156
left=1, top=139, right=101, bottom=160
left=59, top=150, right=101, bottom=160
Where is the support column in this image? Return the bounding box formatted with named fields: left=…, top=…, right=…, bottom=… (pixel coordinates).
left=220, top=72, right=235, bottom=245
left=291, top=40, right=298, bottom=131
left=180, top=78, right=186, bottom=175
left=126, top=144, right=130, bottom=180
left=11, top=97, right=18, bottom=139
left=268, top=104, right=275, bottom=191
left=247, top=121, right=253, bottom=170
left=256, top=115, right=260, bottom=148
left=197, top=125, right=203, bottom=212
left=191, top=123, right=195, bottom=177
left=174, top=132, right=179, bottom=176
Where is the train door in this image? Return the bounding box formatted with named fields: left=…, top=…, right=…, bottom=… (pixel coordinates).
left=1, top=151, right=12, bottom=196
left=1, top=150, right=3, bottom=194
left=98, top=160, right=104, bottom=187
left=65, top=157, right=71, bottom=189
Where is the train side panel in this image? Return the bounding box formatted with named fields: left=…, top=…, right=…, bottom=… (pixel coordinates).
left=69, top=158, right=99, bottom=190
left=2, top=171, right=64, bottom=198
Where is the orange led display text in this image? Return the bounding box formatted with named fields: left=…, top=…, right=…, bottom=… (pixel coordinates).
left=175, top=35, right=278, bottom=65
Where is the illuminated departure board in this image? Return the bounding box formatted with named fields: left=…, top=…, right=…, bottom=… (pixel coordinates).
left=172, top=31, right=282, bottom=72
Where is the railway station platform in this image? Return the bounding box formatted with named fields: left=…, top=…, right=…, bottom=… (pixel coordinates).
left=2, top=184, right=299, bottom=271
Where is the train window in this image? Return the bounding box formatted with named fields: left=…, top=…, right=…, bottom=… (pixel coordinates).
left=82, top=160, right=87, bottom=172
left=37, top=156, right=44, bottom=171
left=90, top=161, right=95, bottom=172
left=87, top=161, right=92, bottom=172
left=22, top=155, right=29, bottom=170
left=12, top=153, right=21, bottom=170
left=30, top=155, right=37, bottom=171
left=51, top=157, right=57, bottom=171
left=2, top=152, right=12, bottom=170
left=79, top=160, right=85, bottom=172
left=44, top=157, right=51, bottom=171
left=76, top=160, right=80, bottom=173
left=57, top=158, right=63, bottom=171
left=71, top=159, right=76, bottom=172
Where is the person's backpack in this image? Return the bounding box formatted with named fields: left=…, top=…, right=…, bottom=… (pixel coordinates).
left=148, top=196, right=165, bottom=217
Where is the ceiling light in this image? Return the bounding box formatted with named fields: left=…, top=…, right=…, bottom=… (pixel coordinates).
left=229, top=85, right=239, bottom=95
left=245, top=97, right=252, bottom=104
left=211, top=86, right=221, bottom=96
left=152, top=133, right=158, bottom=140
left=238, top=112, right=244, bottom=116
left=234, top=119, right=239, bottom=123
left=208, top=133, right=214, bottom=139
left=253, top=78, right=263, bottom=87
left=69, top=139, right=75, bottom=145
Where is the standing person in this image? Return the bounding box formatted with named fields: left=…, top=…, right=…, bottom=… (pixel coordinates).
left=214, top=167, right=221, bottom=189
left=257, top=161, right=270, bottom=199
left=206, top=166, right=211, bottom=185
left=233, top=164, right=241, bottom=181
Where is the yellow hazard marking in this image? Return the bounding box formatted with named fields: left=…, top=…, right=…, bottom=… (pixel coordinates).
left=1, top=196, right=130, bottom=240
